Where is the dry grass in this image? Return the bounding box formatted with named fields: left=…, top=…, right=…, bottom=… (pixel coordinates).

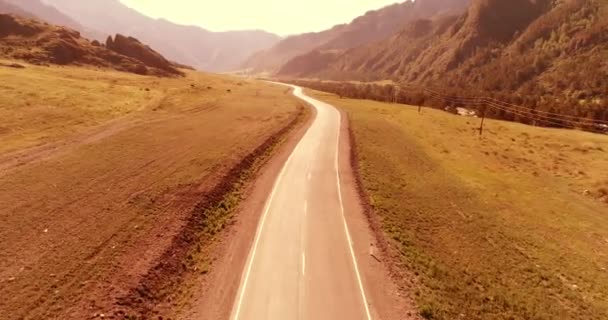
left=0, top=58, right=253, bottom=154
left=0, top=61, right=304, bottom=319
left=311, top=90, right=608, bottom=320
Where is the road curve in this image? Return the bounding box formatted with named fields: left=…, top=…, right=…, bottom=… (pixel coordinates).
left=229, top=85, right=372, bottom=320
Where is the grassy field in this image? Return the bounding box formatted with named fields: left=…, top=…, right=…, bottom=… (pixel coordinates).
left=0, top=58, right=270, bottom=154
left=0, top=60, right=304, bottom=319
left=310, top=90, right=608, bottom=320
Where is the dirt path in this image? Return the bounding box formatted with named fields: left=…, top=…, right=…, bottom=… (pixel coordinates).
left=0, top=117, right=137, bottom=177
left=0, top=106, right=215, bottom=178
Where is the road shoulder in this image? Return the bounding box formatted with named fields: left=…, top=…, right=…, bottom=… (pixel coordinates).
left=178, top=95, right=316, bottom=320
left=338, top=110, right=420, bottom=320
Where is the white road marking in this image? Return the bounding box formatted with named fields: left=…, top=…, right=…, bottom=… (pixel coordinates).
left=231, top=142, right=302, bottom=320
left=334, top=112, right=373, bottom=320
left=232, top=84, right=372, bottom=320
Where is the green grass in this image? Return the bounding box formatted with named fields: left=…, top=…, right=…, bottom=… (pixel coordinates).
left=311, top=90, right=608, bottom=320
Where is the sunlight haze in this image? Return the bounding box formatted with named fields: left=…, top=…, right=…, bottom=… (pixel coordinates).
left=120, top=0, right=402, bottom=35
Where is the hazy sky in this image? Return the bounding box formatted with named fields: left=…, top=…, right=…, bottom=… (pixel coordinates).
left=120, top=0, right=402, bottom=36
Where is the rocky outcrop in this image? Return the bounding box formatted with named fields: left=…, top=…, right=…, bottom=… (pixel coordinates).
left=0, top=13, right=42, bottom=36
left=105, top=34, right=181, bottom=75
left=0, top=14, right=184, bottom=77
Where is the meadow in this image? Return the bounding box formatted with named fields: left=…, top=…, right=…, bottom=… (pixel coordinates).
left=311, top=90, right=608, bottom=319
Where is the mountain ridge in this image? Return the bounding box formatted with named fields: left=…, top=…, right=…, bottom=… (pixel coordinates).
left=41, top=0, right=281, bottom=71
left=244, top=0, right=470, bottom=73
left=280, top=0, right=608, bottom=123
left=0, top=0, right=106, bottom=40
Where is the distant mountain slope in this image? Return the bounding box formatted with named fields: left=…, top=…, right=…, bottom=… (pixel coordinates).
left=0, top=0, right=105, bottom=40
left=42, top=0, right=280, bottom=72
left=242, top=24, right=348, bottom=74
left=317, top=0, right=470, bottom=51
left=244, top=0, right=470, bottom=73
left=0, top=13, right=182, bottom=76
left=0, top=0, right=35, bottom=18
left=282, top=0, right=608, bottom=123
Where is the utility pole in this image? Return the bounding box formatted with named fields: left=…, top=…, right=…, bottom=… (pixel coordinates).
left=479, top=106, right=486, bottom=137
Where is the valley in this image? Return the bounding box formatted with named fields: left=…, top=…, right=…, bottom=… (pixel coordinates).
left=1, top=0, right=607, bottom=319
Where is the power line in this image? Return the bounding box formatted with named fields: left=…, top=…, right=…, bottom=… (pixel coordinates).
left=393, top=84, right=608, bottom=127
left=287, top=79, right=608, bottom=132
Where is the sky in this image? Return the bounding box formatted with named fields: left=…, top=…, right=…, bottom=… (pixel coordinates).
left=120, top=0, right=402, bottom=36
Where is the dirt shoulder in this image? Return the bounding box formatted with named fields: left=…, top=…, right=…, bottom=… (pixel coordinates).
left=114, top=100, right=311, bottom=319
left=177, top=91, right=315, bottom=320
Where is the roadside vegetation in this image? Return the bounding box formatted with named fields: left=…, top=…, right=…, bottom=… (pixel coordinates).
left=0, top=60, right=305, bottom=319
left=286, top=79, right=608, bottom=133
left=311, top=90, right=608, bottom=320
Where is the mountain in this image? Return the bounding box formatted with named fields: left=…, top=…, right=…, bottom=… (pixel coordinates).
left=242, top=24, right=348, bottom=74
left=105, top=34, right=183, bottom=76
left=281, top=0, right=608, bottom=123
left=0, top=13, right=182, bottom=76
left=243, top=0, right=470, bottom=73
left=0, top=0, right=35, bottom=18
left=0, top=0, right=106, bottom=40
left=41, top=0, right=280, bottom=72
left=316, top=0, right=470, bottom=51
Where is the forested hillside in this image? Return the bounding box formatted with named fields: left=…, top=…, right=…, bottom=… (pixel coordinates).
left=244, top=0, right=469, bottom=73
left=280, top=0, right=608, bottom=125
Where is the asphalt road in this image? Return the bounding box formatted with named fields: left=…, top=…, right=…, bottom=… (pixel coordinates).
left=230, top=85, right=372, bottom=320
